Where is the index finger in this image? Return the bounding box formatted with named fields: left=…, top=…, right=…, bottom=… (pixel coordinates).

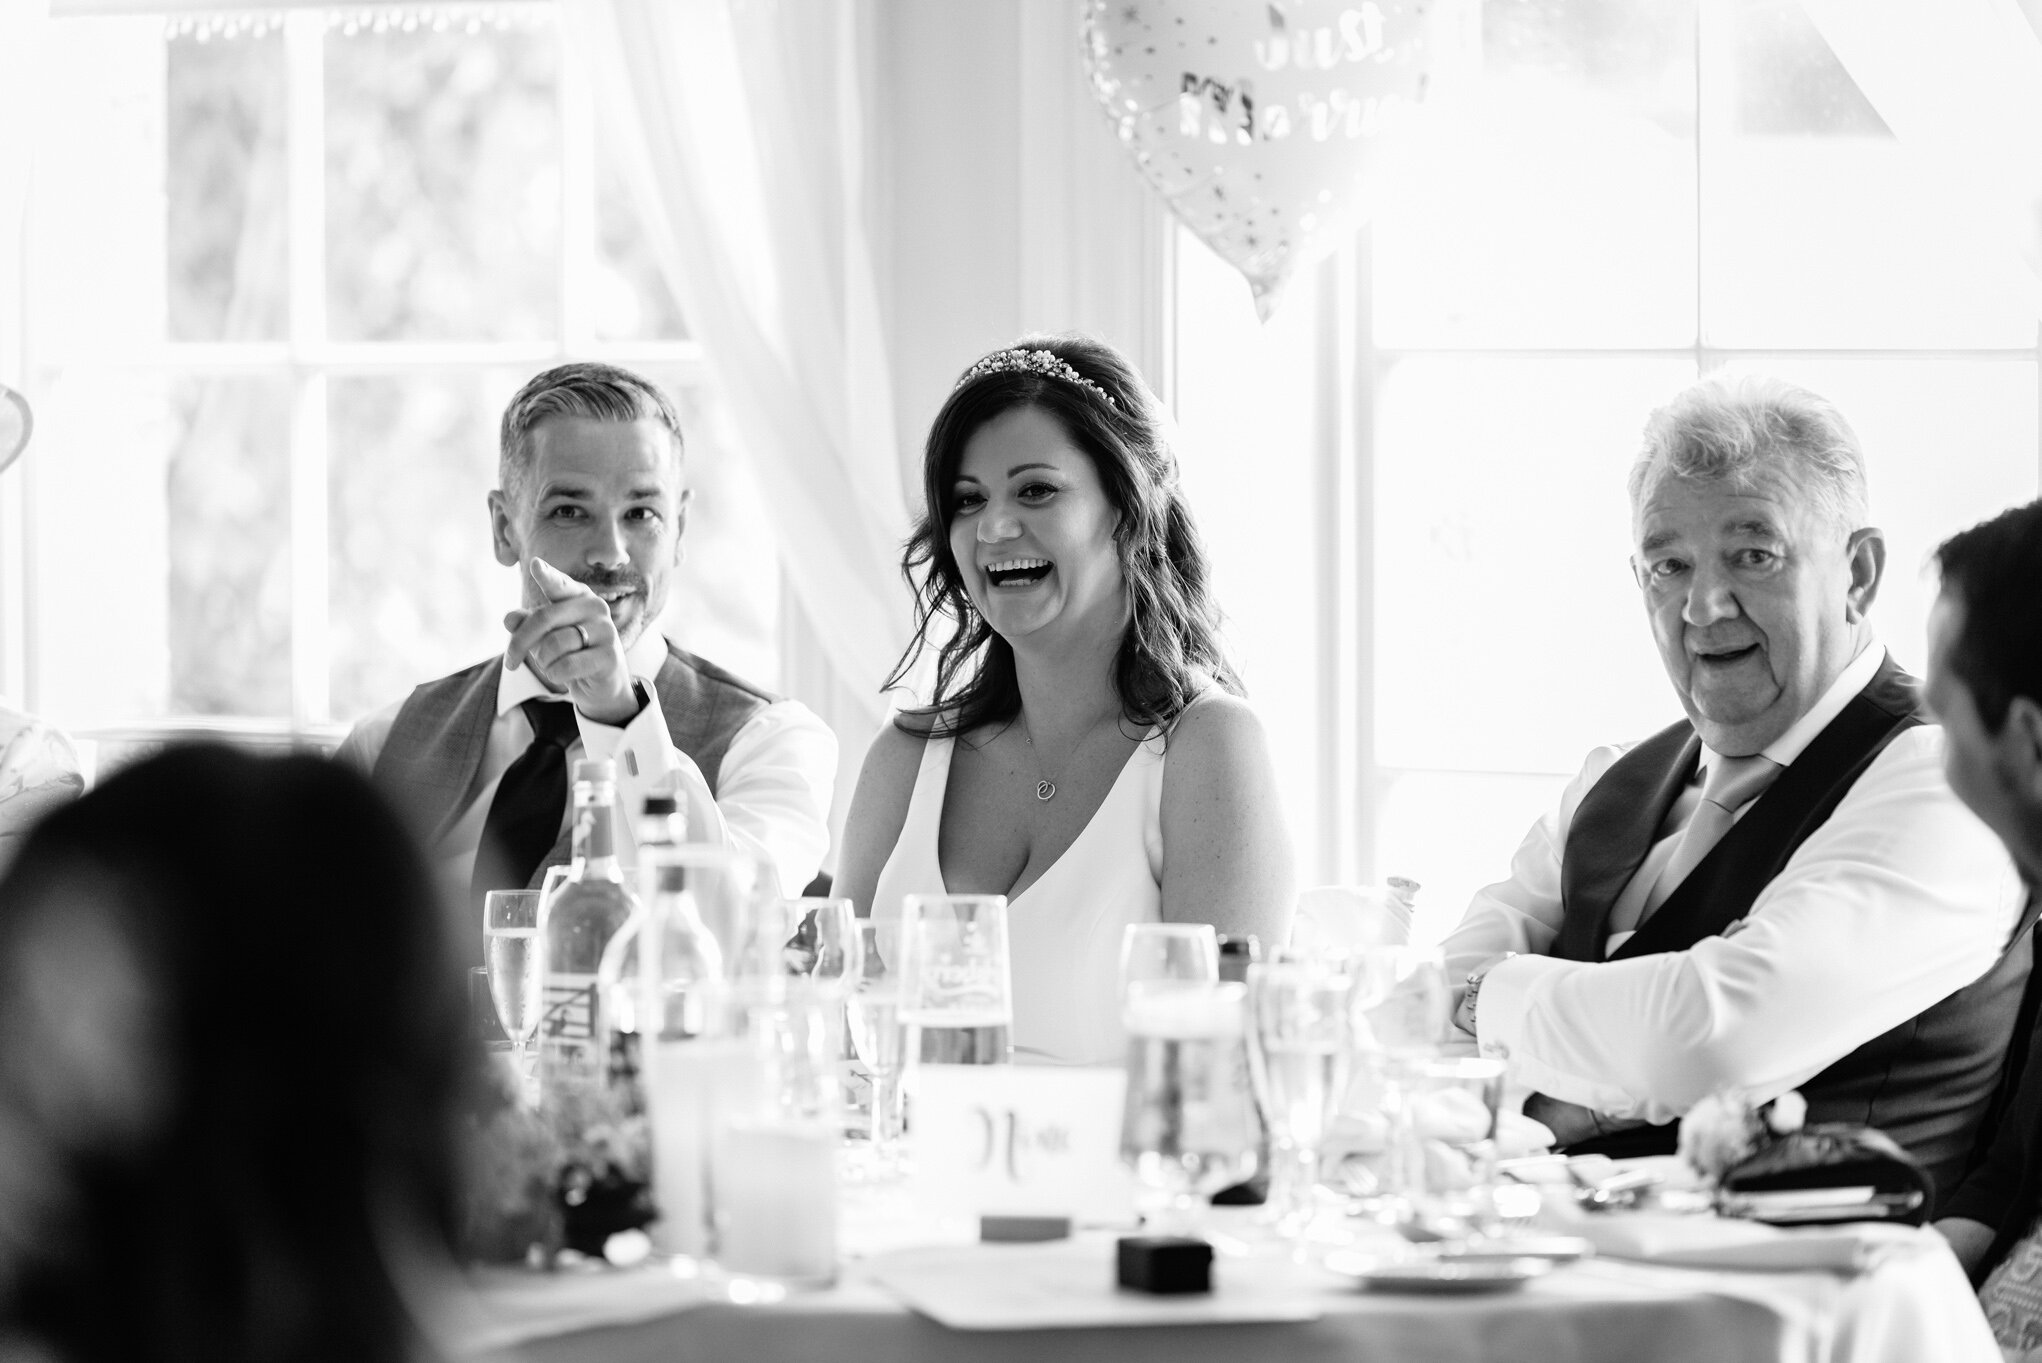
left=527, top=557, right=591, bottom=604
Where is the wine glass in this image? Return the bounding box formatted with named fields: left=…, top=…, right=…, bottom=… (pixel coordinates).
left=483, top=889, right=545, bottom=1101
left=899, top=895, right=1012, bottom=1065
left=784, top=897, right=863, bottom=989
left=847, top=919, right=908, bottom=1173
left=1119, top=980, right=1257, bottom=1238
left=1245, top=959, right=1358, bottom=1239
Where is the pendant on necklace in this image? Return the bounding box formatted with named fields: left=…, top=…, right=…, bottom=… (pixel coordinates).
left=1035, top=779, right=1056, bottom=801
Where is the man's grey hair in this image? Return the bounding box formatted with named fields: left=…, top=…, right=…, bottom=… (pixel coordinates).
left=498, top=362, right=685, bottom=504
left=1628, top=374, right=1869, bottom=536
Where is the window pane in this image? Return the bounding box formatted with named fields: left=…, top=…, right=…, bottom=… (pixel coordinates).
left=328, top=372, right=514, bottom=722
left=1700, top=0, right=2039, bottom=348
left=1375, top=769, right=1571, bottom=945
left=325, top=20, right=562, bottom=342
left=1372, top=0, right=1697, bottom=349
left=1730, top=357, right=2040, bottom=674
left=168, top=27, right=288, bottom=343
left=1174, top=227, right=1327, bottom=872
left=1374, top=357, right=1691, bottom=774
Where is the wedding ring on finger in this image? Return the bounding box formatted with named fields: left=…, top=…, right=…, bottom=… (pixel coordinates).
left=572, top=623, right=591, bottom=651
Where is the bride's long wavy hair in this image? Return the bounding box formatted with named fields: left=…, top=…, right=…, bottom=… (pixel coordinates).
left=885, top=333, right=1240, bottom=738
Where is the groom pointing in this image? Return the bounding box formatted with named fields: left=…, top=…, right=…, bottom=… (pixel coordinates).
left=341, top=363, right=836, bottom=961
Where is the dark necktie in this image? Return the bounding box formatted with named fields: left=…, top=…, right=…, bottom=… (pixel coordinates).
left=469, top=699, right=581, bottom=916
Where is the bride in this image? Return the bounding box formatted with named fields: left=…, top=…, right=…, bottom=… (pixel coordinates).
left=836, top=334, right=1294, bottom=1065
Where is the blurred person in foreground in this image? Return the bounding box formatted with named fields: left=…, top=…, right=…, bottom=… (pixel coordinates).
left=339, top=363, right=836, bottom=963
left=1442, top=374, right=2030, bottom=1200
left=1924, top=500, right=2042, bottom=1356
left=835, top=334, right=1294, bottom=1066
left=0, top=744, right=467, bottom=1363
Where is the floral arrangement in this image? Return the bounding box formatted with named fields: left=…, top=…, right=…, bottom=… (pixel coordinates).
left=456, top=1053, right=655, bottom=1265
left=1677, top=1088, right=1808, bottom=1184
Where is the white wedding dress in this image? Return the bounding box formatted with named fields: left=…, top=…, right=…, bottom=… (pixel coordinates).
left=871, top=728, right=1165, bottom=1066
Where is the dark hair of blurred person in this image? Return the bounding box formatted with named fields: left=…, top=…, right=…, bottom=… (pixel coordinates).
left=0, top=744, right=468, bottom=1363
left=886, top=331, right=1240, bottom=736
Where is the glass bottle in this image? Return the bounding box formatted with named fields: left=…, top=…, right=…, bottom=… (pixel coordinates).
left=595, top=789, right=688, bottom=1107
left=538, top=758, right=638, bottom=1099
left=1211, top=932, right=1271, bottom=1205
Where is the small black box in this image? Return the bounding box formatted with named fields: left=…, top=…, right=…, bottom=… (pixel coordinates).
left=1115, top=1236, right=1213, bottom=1294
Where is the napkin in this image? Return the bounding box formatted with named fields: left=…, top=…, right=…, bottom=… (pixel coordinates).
left=442, top=1262, right=714, bottom=1354
left=1551, top=1209, right=1927, bottom=1273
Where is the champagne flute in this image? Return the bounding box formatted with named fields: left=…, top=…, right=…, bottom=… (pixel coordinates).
left=1246, top=959, right=1358, bottom=1239
left=483, top=889, right=545, bottom=1100
left=1120, top=980, right=1257, bottom=1237
left=847, top=919, right=908, bottom=1173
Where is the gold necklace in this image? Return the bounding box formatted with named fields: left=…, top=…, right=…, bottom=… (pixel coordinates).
left=1018, top=709, right=1116, bottom=802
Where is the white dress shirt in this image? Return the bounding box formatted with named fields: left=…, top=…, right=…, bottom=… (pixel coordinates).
left=1441, top=643, right=2025, bottom=1125
left=338, top=631, right=838, bottom=900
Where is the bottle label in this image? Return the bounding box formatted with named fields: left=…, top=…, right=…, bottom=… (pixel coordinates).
left=541, top=971, right=603, bottom=1079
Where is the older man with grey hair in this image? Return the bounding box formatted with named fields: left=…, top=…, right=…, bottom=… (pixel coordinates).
left=1442, top=373, right=2031, bottom=1201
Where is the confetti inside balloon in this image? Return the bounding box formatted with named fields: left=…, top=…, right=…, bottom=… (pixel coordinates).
left=1083, top=0, right=1434, bottom=320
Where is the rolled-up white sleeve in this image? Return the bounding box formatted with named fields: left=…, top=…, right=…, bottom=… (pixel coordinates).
left=599, top=699, right=836, bottom=897
left=1469, top=726, right=2024, bottom=1124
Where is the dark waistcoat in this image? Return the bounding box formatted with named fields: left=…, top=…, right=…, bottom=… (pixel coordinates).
left=372, top=641, right=777, bottom=885
left=1558, top=654, right=2035, bottom=1206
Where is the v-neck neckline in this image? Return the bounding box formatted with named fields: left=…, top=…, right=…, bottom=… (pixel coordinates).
left=934, top=729, right=1150, bottom=906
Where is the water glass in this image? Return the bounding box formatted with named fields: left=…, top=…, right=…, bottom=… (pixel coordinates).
left=898, top=894, right=1012, bottom=1065
left=1395, top=1057, right=1507, bottom=1240
left=847, top=919, right=909, bottom=1171
left=483, top=889, right=544, bottom=1095
left=1120, top=980, right=1257, bottom=1236
left=1119, top=922, right=1220, bottom=996
left=1334, top=946, right=1450, bottom=1202
left=1245, top=960, right=1357, bottom=1235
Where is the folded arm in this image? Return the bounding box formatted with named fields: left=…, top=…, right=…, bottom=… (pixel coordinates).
left=1466, top=729, right=2022, bottom=1123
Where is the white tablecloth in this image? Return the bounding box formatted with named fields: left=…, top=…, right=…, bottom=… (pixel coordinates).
left=452, top=1211, right=1999, bottom=1363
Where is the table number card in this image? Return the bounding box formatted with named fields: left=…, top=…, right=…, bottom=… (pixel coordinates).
left=908, top=1065, right=1134, bottom=1222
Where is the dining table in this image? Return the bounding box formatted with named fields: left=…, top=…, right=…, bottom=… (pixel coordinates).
left=450, top=1181, right=2004, bottom=1363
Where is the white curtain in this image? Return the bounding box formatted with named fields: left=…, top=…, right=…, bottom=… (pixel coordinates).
left=568, top=0, right=911, bottom=724
left=1, top=0, right=50, bottom=380
left=1801, top=0, right=2042, bottom=314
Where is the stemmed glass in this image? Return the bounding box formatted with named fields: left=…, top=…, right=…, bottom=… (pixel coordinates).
left=483, top=889, right=545, bottom=1102
left=846, top=919, right=908, bottom=1173
left=1245, top=959, right=1358, bottom=1242
left=784, top=897, right=862, bottom=988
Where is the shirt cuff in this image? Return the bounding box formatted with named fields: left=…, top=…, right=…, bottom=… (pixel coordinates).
left=1473, top=952, right=1635, bottom=1114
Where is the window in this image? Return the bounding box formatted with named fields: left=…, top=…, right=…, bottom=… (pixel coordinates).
left=1175, top=0, right=2042, bottom=939
left=14, top=5, right=781, bottom=753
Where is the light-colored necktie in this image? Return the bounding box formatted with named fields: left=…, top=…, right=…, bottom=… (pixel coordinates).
left=1641, top=753, right=1783, bottom=918
left=1609, top=752, right=1788, bottom=944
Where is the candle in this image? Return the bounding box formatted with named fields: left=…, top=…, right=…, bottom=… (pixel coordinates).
left=711, top=1118, right=838, bottom=1284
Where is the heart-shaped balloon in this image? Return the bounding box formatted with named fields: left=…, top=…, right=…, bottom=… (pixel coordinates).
left=1083, top=0, right=1433, bottom=320
left=0, top=384, right=29, bottom=475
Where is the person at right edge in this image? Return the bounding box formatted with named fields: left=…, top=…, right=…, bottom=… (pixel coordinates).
left=1441, top=374, right=2030, bottom=1205
left=1924, top=499, right=2042, bottom=1359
